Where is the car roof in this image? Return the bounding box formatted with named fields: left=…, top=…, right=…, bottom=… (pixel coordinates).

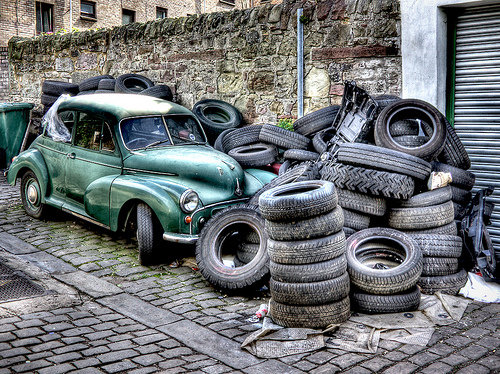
left=57, top=93, right=193, bottom=122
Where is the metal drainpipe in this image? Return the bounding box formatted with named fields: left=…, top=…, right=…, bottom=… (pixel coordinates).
left=297, top=8, right=304, bottom=119
left=69, top=0, right=73, bottom=30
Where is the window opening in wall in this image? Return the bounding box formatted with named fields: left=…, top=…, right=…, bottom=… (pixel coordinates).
left=81, top=0, right=96, bottom=19
left=156, top=7, right=168, bottom=19
left=35, top=2, right=53, bottom=34
left=220, top=0, right=236, bottom=6
left=122, top=9, right=135, bottom=25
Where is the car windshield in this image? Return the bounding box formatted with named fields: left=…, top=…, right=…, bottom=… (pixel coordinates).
left=120, top=115, right=206, bottom=150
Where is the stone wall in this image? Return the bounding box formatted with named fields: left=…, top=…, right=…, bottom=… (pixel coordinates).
left=8, top=0, right=401, bottom=124
left=0, top=48, right=8, bottom=101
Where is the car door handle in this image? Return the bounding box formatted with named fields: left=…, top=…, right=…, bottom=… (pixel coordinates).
left=67, top=153, right=76, bottom=159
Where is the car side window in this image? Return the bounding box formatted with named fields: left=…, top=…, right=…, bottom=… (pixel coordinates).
left=74, top=112, right=115, bottom=152
left=57, top=111, right=75, bottom=139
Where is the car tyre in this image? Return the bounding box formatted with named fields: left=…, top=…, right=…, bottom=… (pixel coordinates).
left=351, top=286, right=421, bottom=314
left=20, top=170, right=46, bottom=219
left=137, top=203, right=162, bottom=266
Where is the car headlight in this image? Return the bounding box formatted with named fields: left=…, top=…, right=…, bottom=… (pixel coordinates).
left=180, top=189, right=199, bottom=213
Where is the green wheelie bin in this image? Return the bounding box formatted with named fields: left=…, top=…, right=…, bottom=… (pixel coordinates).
left=0, top=102, right=34, bottom=168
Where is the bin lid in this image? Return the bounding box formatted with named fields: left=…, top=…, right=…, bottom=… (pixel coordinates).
left=0, top=102, right=35, bottom=113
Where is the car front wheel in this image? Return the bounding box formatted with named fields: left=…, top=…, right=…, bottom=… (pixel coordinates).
left=136, top=203, right=162, bottom=265
left=20, top=170, right=46, bottom=219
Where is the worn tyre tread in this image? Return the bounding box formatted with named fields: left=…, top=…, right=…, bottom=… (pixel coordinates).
left=422, top=257, right=459, bottom=276
left=259, top=124, right=310, bottom=150
left=351, top=286, right=421, bottom=314
left=269, top=255, right=347, bottom=283
left=405, top=234, right=462, bottom=258
left=388, top=201, right=455, bottom=230
left=418, top=269, right=468, bottom=295
left=337, top=189, right=387, bottom=216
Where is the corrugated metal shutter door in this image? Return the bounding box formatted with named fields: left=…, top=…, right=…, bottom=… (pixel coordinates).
left=454, top=5, right=500, bottom=249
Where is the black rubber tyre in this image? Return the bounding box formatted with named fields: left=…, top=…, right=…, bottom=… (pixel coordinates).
left=406, top=234, right=462, bottom=258
left=269, top=254, right=347, bottom=283
left=312, top=128, right=336, bottom=153
left=42, top=80, right=79, bottom=96
left=338, top=143, right=432, bottom=180
left=337, top=189, right=386, bottom=216
left=388, top=201, right=455, bottom=230
left=403, top=221, right=458, bottom=236
left=79, top=75, right=114, bottom=92
left=351, top=286, right=421, bottom=314
left=422, top=257, right=459, bottom=276
left=393, top=135, right=430, bottom=147
left=343, top=227, right=356, bottom=239
left=453, top=202, right=467, bottom=220
left=283, top=149, right=319, bottom=161
left=267, top=231, right=346, bottom=265
left=270, top=273, right=350, bottom=305
left=375, top=99, right=447, bottom=161
left=139, top=85, right=173, bottom=101
left=389, top=119, right=420, bottom=136
left=293, top=106, right=339, bottom=136
left=270, top=297, right=350, bottom=328
left=259, top=124, right=310, bottom=150
left=259, top=180, right=338, bottom=221
left=248, top=162, right=319, bottom=206
left=20, top=170, right=46, bottom=219
left=195, top=205, right=269, bottom=291
left=374, top=94, right=401, bottom=111
left=115, top=73, right=154, bottom=93
left=41, top=93, right=59, bottom=106
left=213, top=128, right=235, bottom=153
left=95, top=89, right=114, bottom=93
left=438, top=118, right=471, bottom=170
left=236, top=243, right=259, bottom=264
left=227, top=143, right=277, bottom=168
left=431, top=162, right=475, bottom=190
left=343, top=209, right=370, bottom=230
left=192, top=99, right=242, bottom=142
left=278, top=160, right=291, bottom=176
left=451, top=186, right=472, bottom=205
left=418, top=269, right=468, bottom=295
left=397, top=186, right=452, bottom=208
left=320, top=162, right=415, bottom=200
left=136, top=203, right=162, bottom=265
left=97, top=78, right=116, bottom=91
left=265, top=206, right=344, bottom=241
left=222, top=125, right=262, bottom=152
left=346, top=228, right=423, bottom=295
left=76, top=90, right=95, bottom=96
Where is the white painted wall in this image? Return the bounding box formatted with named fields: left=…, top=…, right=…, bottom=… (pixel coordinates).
left=401, top=0, right=500, bottom=113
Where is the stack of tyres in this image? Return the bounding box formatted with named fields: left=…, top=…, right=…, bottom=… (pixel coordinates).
left=259, top=180, right=350, bottom=328
left=346, top=228, right=423, bottom=314
left=387, top=187, right=468, bottom=294
left=41, top=80, right=79, bottom=113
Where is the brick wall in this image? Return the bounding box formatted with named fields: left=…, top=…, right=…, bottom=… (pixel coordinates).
left=0, top=48, right=8, bottom=101
left=7, top=0, right=401, bottom=123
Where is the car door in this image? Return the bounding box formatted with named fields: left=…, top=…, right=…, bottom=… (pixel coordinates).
left=64, top=111, right=122, bottom=225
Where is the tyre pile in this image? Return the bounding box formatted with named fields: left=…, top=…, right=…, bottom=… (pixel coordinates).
left=40, top=73, right=173, bottom=113
left=259, top=180, right=350, bottom=328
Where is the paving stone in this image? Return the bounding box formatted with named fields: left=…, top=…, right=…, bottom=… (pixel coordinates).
left=309, top=364, right=341, bottom=374
left=53, top=343, right=88, bottom=355
left=330, top=353, right=366, bottom=369
left=419, top=362, right=453, bottom=374
left=12, top=327, right=44, bottom=338
left=82, top=346, right=111, bottom=357
left=42, top=322, right=74, bottom=332
left=441, top=354, right=468, bottom=366
left=477, top=354, right=500, bottom=370
left=201, top=364, right=232, bottom=374
left=96, top=349, right=139, bottom=364
left=381, top=362, right=419, bottom=374
left=158, top=358, right=187, bottom=369
left=134, top=344, right=162, bottom=355
left=476, top=335, right=500, bottom=349
left=101, top=361, right=137, bottom=373
left=293, top=360, right=317, bottom=371
left=455, top=363, right=490, bottom=374
left=307, top=351, right=336, bottom=365
left=61, top=327, right=94, bottom=337
left=0, top=356, right=25, bottom=368
left=127, top=368, right=158, bottom=374
left=408, top=351, right=439, bottom=366
left=73, top=358, right=101, bottom=369
left=73, top=317, right=101, bottom=327
left=14, top=319, right=44, bottom=328
left=84, top=330, right=115, bottom=341
left=132, top=332, right=169, bottom=345
left=361, top=357, right=392, bottom=372
left=11, top=337, right=41, bottom=347
left=427, top=343, right=455, bottom=356
left=40, top=333, right=62, bottom=342
left=132, top=353, right=164, bottom=366
left=38, top=363, right=76, bottom=374
left=458, top=344, right=490, bottom=360
left=0, top=347, right=29, bottom=358
left=383, top=350, right=409, bottom=361
left=10, top=359, right=52, bottom=373
left=47, top=351, right=82, bottom=364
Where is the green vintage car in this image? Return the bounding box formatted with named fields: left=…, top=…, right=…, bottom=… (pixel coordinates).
left=6, top=94, right=275, bottom=264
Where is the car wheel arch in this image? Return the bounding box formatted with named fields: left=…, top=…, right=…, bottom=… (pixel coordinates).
left=8, top=149, right=50, bottom=199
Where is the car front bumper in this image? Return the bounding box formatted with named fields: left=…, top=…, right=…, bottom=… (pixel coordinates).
left=163, top=232, right=199, bottom=244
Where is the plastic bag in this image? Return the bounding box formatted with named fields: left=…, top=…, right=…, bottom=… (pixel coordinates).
left=42, top=94, right=72, bottom=142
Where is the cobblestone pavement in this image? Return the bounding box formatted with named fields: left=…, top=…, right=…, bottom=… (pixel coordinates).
left=0, top=173, right=499, bottom=374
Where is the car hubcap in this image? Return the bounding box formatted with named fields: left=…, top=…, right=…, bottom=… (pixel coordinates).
left=26, top=181, right=40, bottom=207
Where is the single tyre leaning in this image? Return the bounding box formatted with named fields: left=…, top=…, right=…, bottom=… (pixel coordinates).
left=136, top=203, right=162, bottom=265
left=374, top=99, right=447, bottom=161
left=337, top=189, right=387, bottom=216
left=139, top=85, right=173, bottom=101
left=346, top=227, right=423, bottom=294
left=270, top=273, right=350, bottom=305
left=115, top=73, right=154, bottom=93
left=293, top=105, right=340, bottom=136
left=258, top=180, right=338, bottom=221
left=422, top=257, right=459, bottom=276
left=406, top=234, right=462, bottom=258
left=20, top=170, right=46, bottom=219
left=388, top=201, right=455, bottom=230
left=312, top=129, right=336, bottom=153
left=227, top=143, right=277, bottom=168
left=270, top=297, right=350, bottom=329
left=213, top=128, right=236, bottom=153
left=278, top=160, right=291, bottom=176
left=195, top=205, right=269, bottom=291
left=320, top=161, right=415, bottom=200
left=79, top=75, right=114, bottom=91
left=438, top=118, right=471, bottom=170
left=42, top=80, right=79, bottom=96
left=259, top=124, right=310, bottom=150
left=418, top=269, right=468, bottom=295
left=267, top=231, right=346, bottom=265
left=192, top=99, right=242, bottom=142
left=265, top=206, right=344, bottom=241
left=338, top=142, right=432, bottom=180
left=351, top=286, right=421, bottom=314
left=222, top=125, right=262, bottom=151
left=269, top=254, right=347, bottom=283
left=397, top=186, right=452, bottom=208
left=97, top=78, right=116, bottom=91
